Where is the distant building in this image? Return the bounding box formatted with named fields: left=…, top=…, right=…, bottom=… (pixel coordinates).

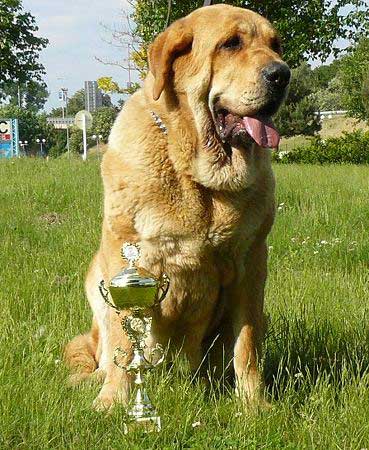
left=84, top=81, right=103, bottom=112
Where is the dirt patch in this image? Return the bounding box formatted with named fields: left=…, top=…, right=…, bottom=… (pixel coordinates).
left=39, top=212, right=64, bottom=225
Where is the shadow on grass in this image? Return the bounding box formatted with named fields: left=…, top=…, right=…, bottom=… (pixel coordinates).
left=264, top=308, right=369, bottom=399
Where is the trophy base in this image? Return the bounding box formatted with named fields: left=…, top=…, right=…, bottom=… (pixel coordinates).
left=124, top=415, right=161, bottom=434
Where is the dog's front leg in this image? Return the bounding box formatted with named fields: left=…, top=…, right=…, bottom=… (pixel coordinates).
left=93, top=309, right=134, bottom=411
left=229, top=241, right=268, bottom=406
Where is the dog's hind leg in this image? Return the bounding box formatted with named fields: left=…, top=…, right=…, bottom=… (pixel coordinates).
left=64, top=319, right=99, bottom=385
left=64, top=253, right=109, bottom=386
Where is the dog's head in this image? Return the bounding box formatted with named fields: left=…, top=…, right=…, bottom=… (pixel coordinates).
left=148, top=4, right=290, bottom=190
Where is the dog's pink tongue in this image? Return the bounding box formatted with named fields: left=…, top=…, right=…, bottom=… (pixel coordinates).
left=243, top=116, right=280, bottom=148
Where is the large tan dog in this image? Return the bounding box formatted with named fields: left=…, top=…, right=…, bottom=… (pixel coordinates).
left=65, top=4, right=290, bottom=410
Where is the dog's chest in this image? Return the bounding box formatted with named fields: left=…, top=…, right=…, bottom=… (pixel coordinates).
left=136, top=188, right=266, bottom=284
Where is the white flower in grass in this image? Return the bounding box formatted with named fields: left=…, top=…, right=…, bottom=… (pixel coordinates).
left=191, top=421, right=201, bottom=428
left=34, top=325, right=46, bottom=339
left=320, top=240, right=328, bottom=245
left=54, top=359, right=61, bottom=365
left=313, top=250, right=319, bottom=255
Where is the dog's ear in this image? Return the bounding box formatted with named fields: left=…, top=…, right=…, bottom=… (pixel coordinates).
left=148, top=19, right=193, bottom=101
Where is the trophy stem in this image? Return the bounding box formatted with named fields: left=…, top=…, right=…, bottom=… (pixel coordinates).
left=125, top=355, right=161, bottom=433
left=121, top=316, right=163, bottom=433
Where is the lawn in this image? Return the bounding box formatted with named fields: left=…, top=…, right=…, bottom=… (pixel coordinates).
left=0, top=158, right=368, bottom=449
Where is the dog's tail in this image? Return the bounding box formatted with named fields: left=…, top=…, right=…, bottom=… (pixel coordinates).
left=64, top=321, right=99, bottom=385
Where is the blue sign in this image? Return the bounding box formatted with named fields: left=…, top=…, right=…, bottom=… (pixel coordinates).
left=0, top=118, right=19, bottom=158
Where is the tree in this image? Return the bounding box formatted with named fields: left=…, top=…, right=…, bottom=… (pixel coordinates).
left=362, top=73, right=369, bottom=118
left=338, top=37, right=369, bottom=121
left=97, top=76, right=140, bottom=97
left=314, top=76, right=346, bottom=112
left=0, top=0, right=48, bottom=97
left=92, top=107, right=118, bottom=142
left=131, top=0, right=368, bottom=69
left=49, top=89, right=85, bottom=117
left=312, top=61, right=342, bottom=90
left=0, top=79, right=49, bottom=111
left=0, top=105, right=56, bottom=154
left=274, top=63, right=321, bottom=137
left=66, top=89, right=85, bottom=116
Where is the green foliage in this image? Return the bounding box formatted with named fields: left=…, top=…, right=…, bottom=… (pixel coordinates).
left=48, top=131, right=67, bottom=158
left=275, top=63, right=321, bottom=137
left=0, top=0, right=48, bottom=95
left=312, top=61, right=342, bottom=90
left=91, top=107, right=118, bottom=142
left=314, top=75, right=346, bottom=112
left=0, top=79, right=49, bottom=111
left=276, top=130, right=369, bottom=164
left=49, top=89, right=85, bottom=118
left=362, top=73, right=369, bottom=117
left=310, top=61, right=346, bottom=111
left=65, top=106, right=117, bottom=156
left=98, top=76, right=141, bottom=97
left=0, top=105, right=55, bottom=153
left=132, top=0, right=369, bottom=68
left=68, top=128, right=93, bottom=155
left=338, top=37, right=369, bottom=121
left=66, top=89, right=85, bottom=116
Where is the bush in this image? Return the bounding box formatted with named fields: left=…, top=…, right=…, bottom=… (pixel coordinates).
left=275, top=131, right=369, bottom=164
left=273, top=63, right=321, bottom=137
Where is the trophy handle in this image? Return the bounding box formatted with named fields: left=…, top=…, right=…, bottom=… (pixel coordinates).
left=157, top=273, right=170, bottom=303
left=99, top=280, right=119, bottom=313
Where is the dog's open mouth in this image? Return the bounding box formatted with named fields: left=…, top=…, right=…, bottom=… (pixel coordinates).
left=214, top=109, right=280, bottom=149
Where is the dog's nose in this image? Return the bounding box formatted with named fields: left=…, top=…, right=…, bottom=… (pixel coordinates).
left=262, top=62, right=291, bottom=89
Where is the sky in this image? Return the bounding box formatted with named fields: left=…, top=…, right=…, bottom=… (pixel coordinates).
left=22, top=0, right=138, bottom=111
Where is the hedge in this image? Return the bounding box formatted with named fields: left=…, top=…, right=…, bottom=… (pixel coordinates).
left=275, top=130, right=369, bottom=164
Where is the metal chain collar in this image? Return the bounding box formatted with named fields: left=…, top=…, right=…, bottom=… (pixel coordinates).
left=150, top=111, right=168, bottom=135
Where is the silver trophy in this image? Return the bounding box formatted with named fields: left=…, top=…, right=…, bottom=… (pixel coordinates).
left=99, top=243, right=169, bottom=433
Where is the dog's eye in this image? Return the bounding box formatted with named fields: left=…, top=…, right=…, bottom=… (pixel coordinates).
left=271, top=37, right=282, bottom=54
left=221, top=35, right=242, bottom=50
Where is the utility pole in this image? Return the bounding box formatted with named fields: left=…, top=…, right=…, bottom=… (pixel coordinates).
left=60, top=87, right=70, bottom=157
left=127, top=43, right=132, bottom=88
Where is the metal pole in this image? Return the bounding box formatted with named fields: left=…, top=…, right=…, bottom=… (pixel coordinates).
left=17, top=84, right=21, bottom=107
left=82, top=114, right=87, bottom=161
left=64, top=89, right=70, bottom=156
left=128, top=43, right=132, bottom=86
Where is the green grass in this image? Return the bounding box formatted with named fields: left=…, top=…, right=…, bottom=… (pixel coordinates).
left=1, top=159, right=368, bottom=449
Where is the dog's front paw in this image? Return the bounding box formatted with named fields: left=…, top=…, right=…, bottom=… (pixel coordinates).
left=92, top=394, right=115, bottom=412
left=92, top=386, right=130, bottom=412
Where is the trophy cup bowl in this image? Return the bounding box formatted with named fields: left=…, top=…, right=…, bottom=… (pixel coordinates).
left=108, top=266, right=161, bottom=310
left=99, top=243, right=169, bottom=433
